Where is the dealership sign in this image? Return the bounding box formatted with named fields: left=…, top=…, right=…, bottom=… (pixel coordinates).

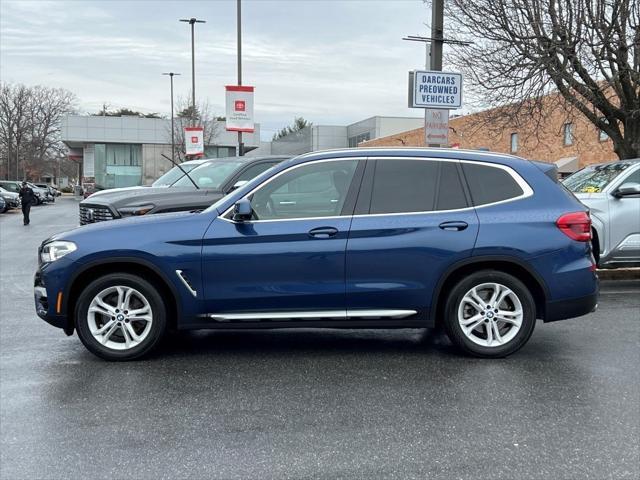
left=225, top=85, right=255, bottom=133
left=409, top=70, right=463, bottom=109
left=184, top=127, right=204, bottom=156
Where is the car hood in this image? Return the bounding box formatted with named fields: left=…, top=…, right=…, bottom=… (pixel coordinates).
left=49, top=210, right=199, bottom=242
left=81, top=186, right=222, bottom=206
left=0, top=191, right=18, bottom=200
left=87, top=185, right=152, bottom=198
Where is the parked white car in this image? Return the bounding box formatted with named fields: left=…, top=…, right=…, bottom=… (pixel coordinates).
left=563, top=159, right=640, bottom=269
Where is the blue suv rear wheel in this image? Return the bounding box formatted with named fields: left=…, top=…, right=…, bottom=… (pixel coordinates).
left=443, top=270, right=537, bottom=357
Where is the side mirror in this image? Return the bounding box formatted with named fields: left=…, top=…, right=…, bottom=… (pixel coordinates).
left=232, top=198, right=253, bottom=221
left=613, top=182, right=640, bottom=198
left=230, top=180, right=248, bottom=191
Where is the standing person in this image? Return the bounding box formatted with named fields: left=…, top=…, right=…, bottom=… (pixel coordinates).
left=19, top=181, right=35, bottom=226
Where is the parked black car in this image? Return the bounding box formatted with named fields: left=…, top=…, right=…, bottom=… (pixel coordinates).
left=79, top=156, right=288, bottom=225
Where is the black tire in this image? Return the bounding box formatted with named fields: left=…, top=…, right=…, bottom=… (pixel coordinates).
left=443, top=270, right=536, bottom=358
left=75, top=273, right=167, bottom=361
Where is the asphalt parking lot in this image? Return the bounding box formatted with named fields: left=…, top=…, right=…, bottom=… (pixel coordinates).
left=0, top=197, right=638, bottom=480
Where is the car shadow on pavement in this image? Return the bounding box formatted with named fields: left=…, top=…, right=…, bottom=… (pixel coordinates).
left=151, top=328, right=458, bottom=360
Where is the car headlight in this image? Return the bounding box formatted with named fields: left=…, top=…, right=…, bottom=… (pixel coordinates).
left=118, top=204, right=154, bottom=217
left=40, top=241, right=77, bottom=263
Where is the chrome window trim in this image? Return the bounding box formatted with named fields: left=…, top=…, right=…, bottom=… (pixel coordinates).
left=218, top=156, right=534, bottom=224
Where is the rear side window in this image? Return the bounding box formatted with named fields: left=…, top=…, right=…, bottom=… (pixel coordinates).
left=369, top=160, right=467, bottom=214
left=462, top=163, right=524, bottom=206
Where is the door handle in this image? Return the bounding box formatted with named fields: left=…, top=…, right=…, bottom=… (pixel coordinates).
left=439, top=221, right=468, bottom=231
left=279, top=200, right=297, bottom=205
left=308, top=227, right=339, bottom=238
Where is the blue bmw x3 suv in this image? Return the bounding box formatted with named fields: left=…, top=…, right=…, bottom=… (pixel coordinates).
left=35, top=148, right=598, bottom=360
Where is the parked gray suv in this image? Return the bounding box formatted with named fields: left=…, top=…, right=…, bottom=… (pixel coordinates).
left=563, top=159, right=640, bottom=268
left=79, top=156, right=288, bottom=225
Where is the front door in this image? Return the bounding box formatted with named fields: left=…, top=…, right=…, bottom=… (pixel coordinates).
left=346, top=158, right=479, bottom=319
left=201, top=158, right=363, bottom=319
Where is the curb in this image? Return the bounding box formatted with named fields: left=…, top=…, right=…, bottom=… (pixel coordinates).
left=597, top=268, right=640, bottom=281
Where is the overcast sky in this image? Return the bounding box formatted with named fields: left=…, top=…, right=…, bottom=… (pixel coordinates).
left=1, top=0, right=444, bottom=140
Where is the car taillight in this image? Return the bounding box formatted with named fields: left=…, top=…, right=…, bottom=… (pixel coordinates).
left=556, top=211, right=591, bottom=242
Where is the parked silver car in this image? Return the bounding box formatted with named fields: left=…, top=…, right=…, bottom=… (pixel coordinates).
left=563, top=159, right=640, bottom=268
left=0, top=186, right=21, bottom=211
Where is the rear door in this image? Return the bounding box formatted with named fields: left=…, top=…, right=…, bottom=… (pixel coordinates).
left=345, top=157, right=479, bottom=319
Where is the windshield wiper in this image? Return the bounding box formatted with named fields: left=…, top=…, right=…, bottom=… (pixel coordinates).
left=160, top=153, right=200, bottom=190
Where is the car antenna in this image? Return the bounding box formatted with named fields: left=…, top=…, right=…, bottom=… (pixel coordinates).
left=160, top=153, right=200, bottom=190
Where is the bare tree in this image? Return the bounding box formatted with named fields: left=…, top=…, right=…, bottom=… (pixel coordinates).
left=166, top=95, right=220, bottom=162
left=445, top=0, right=640, bottom=159
left=0, top=83, right=76, bottom=179
left=0, top=84, right=31, bottom=179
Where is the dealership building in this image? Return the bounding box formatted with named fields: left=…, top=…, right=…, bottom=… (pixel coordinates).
left=60, top=115, right=261, bottom=188
left=259, top=116, right=425, bottom=156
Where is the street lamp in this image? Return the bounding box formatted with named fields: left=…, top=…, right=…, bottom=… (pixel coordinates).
left=179, top=17, right=206, bottom=125
left=162, top=72, right=181, bottom=162
left=236, top=0, right=244, bottom=156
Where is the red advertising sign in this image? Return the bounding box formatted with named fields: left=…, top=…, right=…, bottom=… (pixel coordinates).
left=225, top=86, right=254, bottom=133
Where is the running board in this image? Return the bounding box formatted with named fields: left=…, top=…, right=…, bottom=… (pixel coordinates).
left=204, top=309, right=417, bottom=322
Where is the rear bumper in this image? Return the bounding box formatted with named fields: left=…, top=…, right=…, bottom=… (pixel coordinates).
left=544, top=288, right=599, bottom=322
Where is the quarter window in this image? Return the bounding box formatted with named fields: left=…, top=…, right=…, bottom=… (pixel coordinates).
left=369, top=160, right=467, bottom=214
left=462, top=163, right=524, bottom=206
left=249, top=160, right=358, bottom=220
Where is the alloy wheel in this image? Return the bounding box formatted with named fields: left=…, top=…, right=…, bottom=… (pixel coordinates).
left=87, top=286, right=153, bottom=350
left=457, top=282, right=523, bottom=347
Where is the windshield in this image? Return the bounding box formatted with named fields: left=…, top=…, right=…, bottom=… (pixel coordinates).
left=152, top=162, right=202, bottom=187
left=563, top=163, right=631, bottom=193
left=172, top=161, right=245, bottom=189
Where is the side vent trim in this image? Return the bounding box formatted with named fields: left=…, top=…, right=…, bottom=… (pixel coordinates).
left=176, top=270, right=197, bottom=297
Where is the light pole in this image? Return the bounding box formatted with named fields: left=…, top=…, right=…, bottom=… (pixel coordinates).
left=236, top=0, right=244, bottom=156
left=179, top=17, right=206, bottom=126
left=162, top=72, right=181, bottom=162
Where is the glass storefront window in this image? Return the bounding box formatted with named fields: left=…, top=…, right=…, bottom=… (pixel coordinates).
left=93, top=143, right=142, bottom=188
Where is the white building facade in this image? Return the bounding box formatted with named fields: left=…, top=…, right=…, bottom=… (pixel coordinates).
left=61, top=115, right=260, bottom=187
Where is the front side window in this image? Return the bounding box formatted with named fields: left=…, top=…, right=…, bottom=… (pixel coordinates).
left=233, top=162, right=279, bottom=184
left=172, top=161, right=244, bottom=189
left=462, top=163, right=524, bottom=206
left=249, top=160, right=358, bottom=220
left=368, top=160, right=467, bottom=214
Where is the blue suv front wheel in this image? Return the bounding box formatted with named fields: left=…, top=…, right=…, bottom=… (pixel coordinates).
left=75, top=273, right=167, bottom=361
left=443, top=270, right=537, bottom=358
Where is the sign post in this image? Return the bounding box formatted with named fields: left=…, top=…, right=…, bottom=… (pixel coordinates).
left=408, top=70, right=462, bottom=147
left=424, top=109, right=450, bottom=145
left=184, top=126, right=204, bottom=157
left=225, top=85, right=255, bottom=141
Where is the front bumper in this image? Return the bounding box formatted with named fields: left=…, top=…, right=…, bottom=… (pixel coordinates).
left=34, top=263, right=74, bottom=335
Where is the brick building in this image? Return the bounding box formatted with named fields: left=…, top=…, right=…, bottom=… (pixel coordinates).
left=361, top=93, right=618, bottom=175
